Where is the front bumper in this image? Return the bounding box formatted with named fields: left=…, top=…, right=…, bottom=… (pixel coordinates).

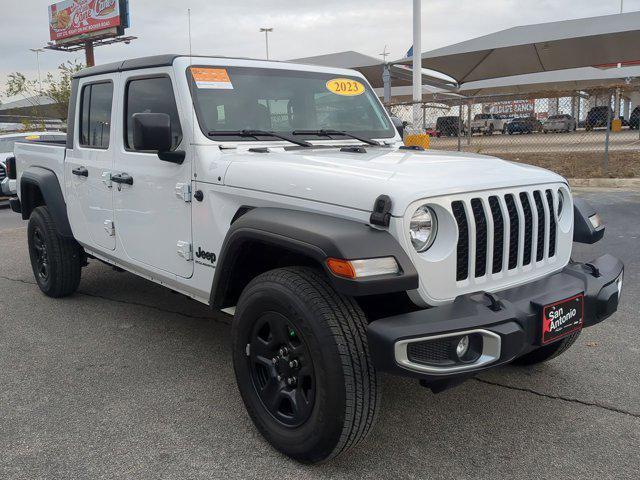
left=368, top=254, right=623, bottom=383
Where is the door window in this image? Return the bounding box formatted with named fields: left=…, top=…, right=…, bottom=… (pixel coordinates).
left=79, top=82, right=113, bottom=149
left=125, top=77, right=183, bottom=151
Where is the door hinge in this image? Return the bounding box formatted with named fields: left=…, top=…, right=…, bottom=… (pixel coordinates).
left=175, top=183, right=192, bottom=202
left=104, top=219, right=115, bottom=236
left=177, top=241, right=193, bottom=261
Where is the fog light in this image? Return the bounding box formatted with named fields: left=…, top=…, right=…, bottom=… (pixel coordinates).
left=456, top=336, right=470, bottom=358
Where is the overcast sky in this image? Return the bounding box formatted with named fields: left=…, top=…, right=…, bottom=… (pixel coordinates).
left=1, top=0, right=639, bottom=101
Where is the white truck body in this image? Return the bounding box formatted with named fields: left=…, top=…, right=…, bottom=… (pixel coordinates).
left=9, top=55, right=623, bottom=464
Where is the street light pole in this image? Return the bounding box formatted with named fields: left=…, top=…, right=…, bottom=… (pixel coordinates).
left=30, top=48, right=44, bottom=93
left=260, top=27, right=273, bottom=60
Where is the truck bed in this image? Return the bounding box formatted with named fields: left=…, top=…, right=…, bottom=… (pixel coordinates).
left=14, top=141, right=66, bottom=201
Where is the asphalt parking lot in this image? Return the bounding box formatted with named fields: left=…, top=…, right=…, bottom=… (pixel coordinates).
left=0, top=189, right=638, bottom=480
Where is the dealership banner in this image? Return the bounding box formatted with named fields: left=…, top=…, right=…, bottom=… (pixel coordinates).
left=48, top=0, right=122, bottom=41
left=490, top=99, right=535, bottom=116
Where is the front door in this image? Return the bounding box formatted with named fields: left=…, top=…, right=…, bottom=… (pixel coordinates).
left=65, top=79, right=115, bottom=251
left=113, top=73, right=193, bottom=278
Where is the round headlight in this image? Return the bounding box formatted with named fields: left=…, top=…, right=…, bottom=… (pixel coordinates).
left=557, top=189, right=565, bottom=218
left=409, top=205, right=437, bottom=252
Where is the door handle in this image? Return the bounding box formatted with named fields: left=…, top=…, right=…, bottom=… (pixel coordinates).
left=72, top=166, right=88, bottom=177
left=111, top=172, right=134, bottom=185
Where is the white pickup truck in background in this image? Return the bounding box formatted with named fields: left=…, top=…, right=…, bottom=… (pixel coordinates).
left=7, top=55, right=624, bottom=463
left=469, top=113, right=507, bottom=135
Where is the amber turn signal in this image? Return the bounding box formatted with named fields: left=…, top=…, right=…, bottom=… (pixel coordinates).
left=326, top=258, right=357, bottom=279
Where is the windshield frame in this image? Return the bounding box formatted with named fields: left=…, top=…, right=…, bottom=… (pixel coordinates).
left=185, top=65, right=397, bottom=144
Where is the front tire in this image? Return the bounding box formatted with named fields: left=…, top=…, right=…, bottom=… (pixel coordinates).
left=232, top=267, right=380, bottom=463
left=512, top=332, right=580, bottom=366
left=27, top=206, right=82, bottom=297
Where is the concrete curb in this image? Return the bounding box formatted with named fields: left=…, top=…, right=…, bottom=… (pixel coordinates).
left=569, top=178, right=640, bottom=189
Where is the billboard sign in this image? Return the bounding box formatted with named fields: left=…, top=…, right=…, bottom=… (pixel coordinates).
left=489, top=99, right=535, bottom=117
left=48, top=0, right=122, bottom=42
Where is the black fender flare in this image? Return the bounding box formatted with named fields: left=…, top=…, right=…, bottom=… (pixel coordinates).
left=210, top=208, right=418, bottom=308
left=20, top=166, right=74, bottom=238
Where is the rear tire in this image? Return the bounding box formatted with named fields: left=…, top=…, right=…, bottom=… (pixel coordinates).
left=231, top=266, right=380, bottom=463
left=512, top=332, right=580, bottom=366
left=27, top=206, right=82, bottom=297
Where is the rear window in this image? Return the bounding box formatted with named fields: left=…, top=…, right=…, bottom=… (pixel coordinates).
left=79, top=82, right=113, bottom=149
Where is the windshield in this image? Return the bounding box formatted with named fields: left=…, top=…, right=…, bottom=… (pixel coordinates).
left=474, top=114, right=491, bottom=120
left=548, top=115, right=565, bottom=120
left=188, top=66, right=395, bottom=141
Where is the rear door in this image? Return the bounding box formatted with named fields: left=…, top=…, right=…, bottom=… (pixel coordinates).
left=65, top=78, right=116, bottom=250
left=112, top=72, right=193, bottom=278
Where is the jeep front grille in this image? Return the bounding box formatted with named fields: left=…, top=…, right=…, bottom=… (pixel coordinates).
left=453, top=188, right=558, bottom=282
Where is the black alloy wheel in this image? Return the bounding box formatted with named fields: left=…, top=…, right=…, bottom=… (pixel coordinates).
left=248, top=311, right=316, bottom=427
left=32, top=226, right=50, bottom=282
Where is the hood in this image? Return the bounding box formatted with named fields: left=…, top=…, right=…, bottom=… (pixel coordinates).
left=223, top=147, right=566, bottom=216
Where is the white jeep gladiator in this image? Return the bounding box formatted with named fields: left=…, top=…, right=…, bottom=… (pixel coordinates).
left=7, top=55, right=624, bottom=463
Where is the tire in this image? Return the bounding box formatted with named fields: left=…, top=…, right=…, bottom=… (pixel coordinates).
left=512, top=332, right=580, bottom=366
left=231, top=266, right=380, bottom=463
left=27, top=206, right=82, bottom=297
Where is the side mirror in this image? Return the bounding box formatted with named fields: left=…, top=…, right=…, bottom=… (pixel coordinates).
left=390, top=116, right=405, bottom=138
left=132, top=113, right=185, bottom=164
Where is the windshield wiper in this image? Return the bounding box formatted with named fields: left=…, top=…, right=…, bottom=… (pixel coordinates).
left=207, top=129, right=312, bottom=148
left=291, top=129, right=381, bottom=146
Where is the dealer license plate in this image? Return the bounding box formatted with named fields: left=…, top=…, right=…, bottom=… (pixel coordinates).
left=541, top=294, right=584, bottom=345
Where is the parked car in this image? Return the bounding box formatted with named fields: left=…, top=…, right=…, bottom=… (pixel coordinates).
left=585, top=106, right=613, bottom=131
left=506, top=117, right=542, bottom=134
left=629, top=107, right=640, bottom=130
left=470, top=113, right=507, bottom=135
left=543, top=114, right=577, bottom=133
left=435, top=116, right=461, bottom=136
left=9, top=54, right=624, bottom=464
left=0, top=132, right=66, bottom=196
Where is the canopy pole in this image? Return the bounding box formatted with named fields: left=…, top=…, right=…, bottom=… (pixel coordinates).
left=412, top=0, right=422, bottom=133
left=383, top=64, right=391, bottom=104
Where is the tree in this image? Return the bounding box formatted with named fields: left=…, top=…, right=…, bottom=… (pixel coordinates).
left=5, top=60, right=84, bottom=122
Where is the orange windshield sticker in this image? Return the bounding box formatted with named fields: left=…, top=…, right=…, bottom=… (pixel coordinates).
left=191, top=67, right=233, bottom=89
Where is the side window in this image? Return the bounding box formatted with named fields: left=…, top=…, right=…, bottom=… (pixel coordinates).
left=79, top=82, right=113, bottom=149
left=125, top=77, right=183, bottom=151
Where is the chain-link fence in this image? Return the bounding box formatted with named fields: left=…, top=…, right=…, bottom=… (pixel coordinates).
left=387, top=87, right=640, bottom=178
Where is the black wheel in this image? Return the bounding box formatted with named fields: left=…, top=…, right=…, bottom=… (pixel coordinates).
left=27, top=206, right=82, bottom=297
left=512, top=332, right=580, bottom=366
left=232, top=266, right=379, bottom=463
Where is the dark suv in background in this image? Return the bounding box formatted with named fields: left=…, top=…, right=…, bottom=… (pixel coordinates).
left=435, top=116, right=461, bottom=136
left=585, top=106, right=614, bottom=130
left=630, top=106, right=640, bottom=130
